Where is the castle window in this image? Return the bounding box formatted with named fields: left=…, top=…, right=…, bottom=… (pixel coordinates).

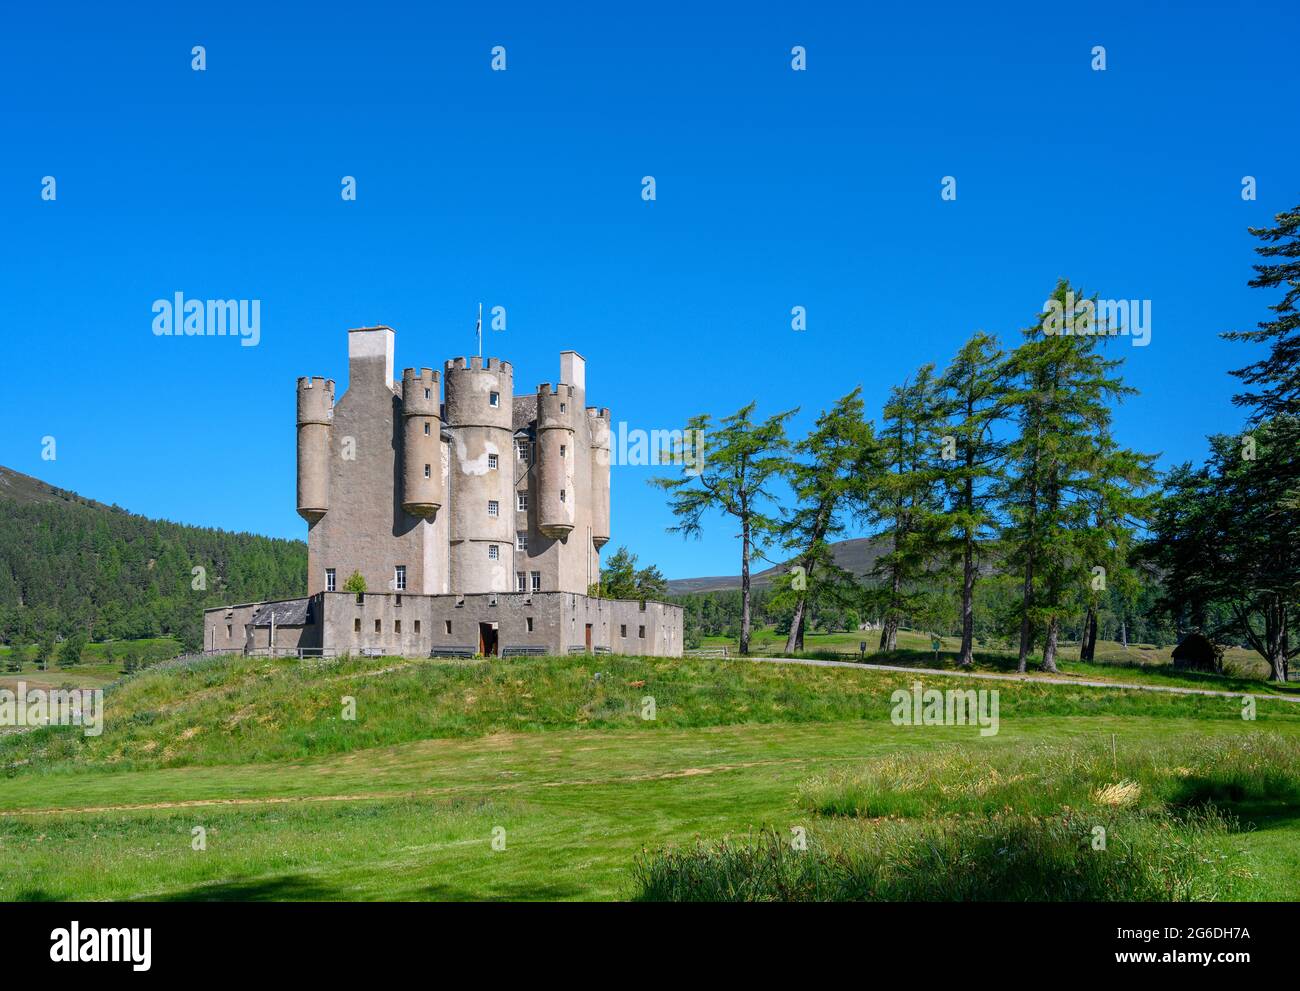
left=620, top=625, right=627, bottom=638
left=488, top=453, right=498, bottom=470
left=424, top=388, right=431, bottom=400
left=326, top=568, right=336, bottom=592
left=516, top=439, right=530, bottom=462
left=226, top=624, right=233, bottom=638
left=490, top=391, right=500, bottom=407
left=395, top=566, right=406, bottom=591
left=488, top=544, right=500, bottom=560
left=424, top=464, right=431, bottom=478
left=517, top=572, right=526, bottom=592
left=560, top=444, right=566, bottom=458
left=560, top=403, right=566, bottom=413
left=413, top=620, right=421, bottom=634
left=354, top=618, right=361, bottom=633
left=375, top=619, right=382, bottom=633
left=517, top=492, right=528, bottom=512
left=395, top=595, right=402, bottom=606
left=560, top=489, right=566, bottom=503
left=394, top=620, right=402, bottom=634
left=424, top=422, right=431, bottom=436
left=445, top=620, right=452, bottom=635
left=639, top=626, right=646, bottom=639
left=531, top=571, right=541, bottom=592
left=488, top=500, right=499, bottom=518
left=526, top=617, right=534, bottom=632
left=517, top=531, right=528, bottom=551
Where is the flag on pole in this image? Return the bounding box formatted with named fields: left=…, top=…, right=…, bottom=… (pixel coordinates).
left=476, top=303, right=483, bottom=358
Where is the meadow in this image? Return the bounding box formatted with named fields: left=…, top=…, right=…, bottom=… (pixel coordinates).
left=1, top=645, right=1297, bottom=902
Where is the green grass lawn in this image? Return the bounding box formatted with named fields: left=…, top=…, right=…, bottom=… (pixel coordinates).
left=1, top=650, right=1297, bottom=901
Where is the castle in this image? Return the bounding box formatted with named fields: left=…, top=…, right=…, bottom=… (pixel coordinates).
left=204, top=326, right=683, bottom=658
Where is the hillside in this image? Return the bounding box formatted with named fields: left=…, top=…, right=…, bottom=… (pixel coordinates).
left=666, top=536, right=888, bottom=594
left=0, top=465, right=306, bottom=649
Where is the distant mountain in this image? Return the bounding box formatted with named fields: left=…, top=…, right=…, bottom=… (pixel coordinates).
left=0, top=466, right=307, bottom=648
left=666, top=536, right=889, bottom=595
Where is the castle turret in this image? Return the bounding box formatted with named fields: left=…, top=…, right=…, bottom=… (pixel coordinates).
left=401, top=367, right=443, bottom=519
left=588, top=407, right=611, bottom=550
left=444, top=357, right=515, bottom=592
left=537, top=383, right=578, bottom=540
left=296, top=376, right=334, bottom=522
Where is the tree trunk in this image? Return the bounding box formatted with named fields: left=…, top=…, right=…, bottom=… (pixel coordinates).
left=1120, top=617, right=1128, bottom=649
left=1017, top=559, right=1034, bottom=673
left=1081, top=606, right=1098, bottom=661
left=1041, top=616, right=1060, bottom=673
left=784, top=596, right=806, bottom=655
left=959, top=538, right=975, bottom=667
left=740, top=519, right=752, bottom=655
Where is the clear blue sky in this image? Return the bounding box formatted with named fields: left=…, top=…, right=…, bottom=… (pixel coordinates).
left=1, top=1, right=1296, bottom=580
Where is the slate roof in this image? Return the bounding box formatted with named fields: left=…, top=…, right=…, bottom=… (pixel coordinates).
left=250, top=598, right=312, bottom=627
left=512, top=394, right=538, bottom=431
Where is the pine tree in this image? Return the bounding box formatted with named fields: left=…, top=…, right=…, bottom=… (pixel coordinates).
left=653, top=403, right=796, bottom=655
left=1149, top=420, right=1300, bottom=681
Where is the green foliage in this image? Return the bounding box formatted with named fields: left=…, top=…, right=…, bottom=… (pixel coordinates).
left=869, top=365, right=949, bottom=649
left=652, top=402, right=796, bottom=653
left=775, top=388, right=877, bottom=652
left=1148, top=418, right=1300, bottom=681
left=997, top=280, right=1153, bottom=671
left=58, top=631, right=87, bottom=668
left=342, top=570, right=367, bottom=594
left=1222, top=203, right=1300, bottom=418
left=591, top=546, right=667, bottom=600
left=34, top=630, right=57, bottom=671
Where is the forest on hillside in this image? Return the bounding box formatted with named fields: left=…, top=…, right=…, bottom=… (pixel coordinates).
left=0, top=492, right=306, bottom=651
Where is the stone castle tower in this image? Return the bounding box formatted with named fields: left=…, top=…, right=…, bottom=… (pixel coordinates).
left=296, top=326, right=611, bottom=599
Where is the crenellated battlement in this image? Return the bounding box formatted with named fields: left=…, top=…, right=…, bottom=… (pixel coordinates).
left=445, top=356, right=513, bottom=376
left=586, top=406, right=611, bottom=420
left=297, top=377, right=335, bottom=425
left=402, top=366, right=439, bottom=385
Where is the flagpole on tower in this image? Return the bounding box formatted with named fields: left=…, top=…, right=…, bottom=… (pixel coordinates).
left=476, top=303, right=483, bottom=359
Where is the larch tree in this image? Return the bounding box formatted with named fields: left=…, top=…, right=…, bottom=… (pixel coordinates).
left=936, top=332, right=1007, bottom=667
left=652, top=403, right=796, bottom=655
left=777, top=388, right=878, bottom=654
left=999, top=280, right=1144, bottom=673
left=871, top=365, right=947, bottom=651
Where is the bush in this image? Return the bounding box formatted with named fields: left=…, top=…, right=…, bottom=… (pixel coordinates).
left=58, top=632, right=87, bottom=668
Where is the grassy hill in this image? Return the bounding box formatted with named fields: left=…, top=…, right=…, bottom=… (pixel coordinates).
left=0, top=465, right=306, bottom=649
left=3, top=650, right=1298, bottom=901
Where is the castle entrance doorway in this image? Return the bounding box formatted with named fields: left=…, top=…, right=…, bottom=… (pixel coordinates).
left=479, top=622, right=499, bottom=657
